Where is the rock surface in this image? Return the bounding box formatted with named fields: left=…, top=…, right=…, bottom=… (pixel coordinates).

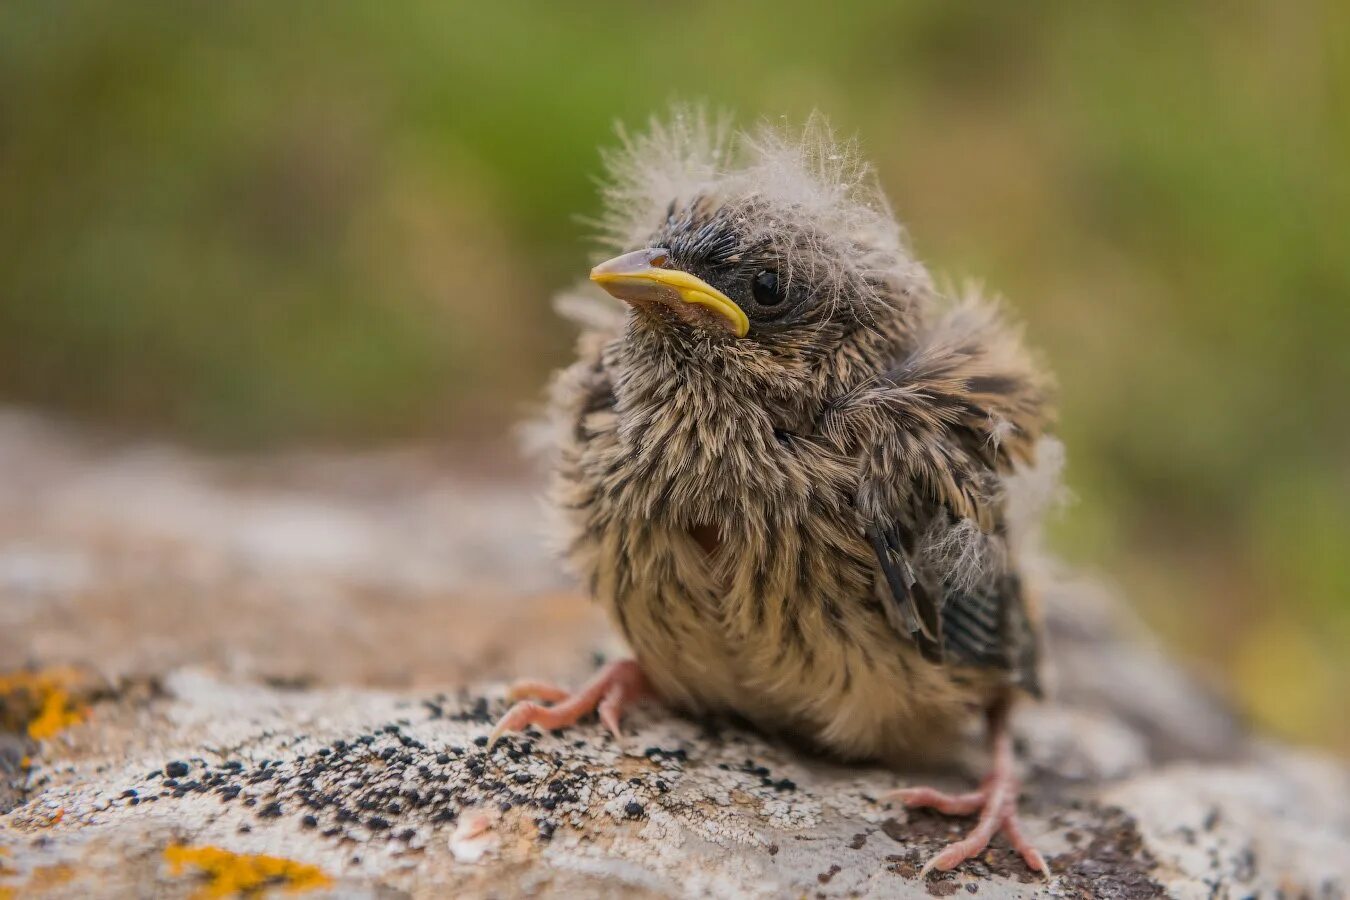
left=1, top=409, right=1347, bottom=899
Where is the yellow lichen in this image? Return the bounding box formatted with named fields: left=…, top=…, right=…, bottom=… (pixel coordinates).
left=0, top=848, right=15, bottom=900
left=14, top=864, right=75, bottom=893
left=164, top=845, right=332, bottom=898
left=0, top=668, right=90, bottom=741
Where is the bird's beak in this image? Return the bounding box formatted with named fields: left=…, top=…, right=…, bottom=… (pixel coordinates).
left=590, top=248, right=749, bottom=338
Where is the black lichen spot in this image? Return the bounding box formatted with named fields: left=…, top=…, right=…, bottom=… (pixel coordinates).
left=301, top=814, right=318, bottom=829
left=164, top=761, right=190, bottom=778
left=624, top=801, right=644, bottom=819
left=1049, top=805, right=1164, bottom=897
left=926, top=877, right=961, bottom=897
left=368, top=816, right=391, bottom=830
left=259, top=801, right=284, bottom=818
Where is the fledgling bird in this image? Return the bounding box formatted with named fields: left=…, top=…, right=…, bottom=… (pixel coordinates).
left=494, top=110, right=1060, bottom=875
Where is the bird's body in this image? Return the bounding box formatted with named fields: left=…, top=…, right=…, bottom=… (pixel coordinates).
left=498, top=110, right=1060, bottom=874
left=550, top=297, right=1044, bottom=764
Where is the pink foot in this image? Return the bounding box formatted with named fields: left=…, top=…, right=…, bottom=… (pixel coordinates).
left=490, top=659, right=651, bottom=744
left=884, top=714, right=1048, bottom=877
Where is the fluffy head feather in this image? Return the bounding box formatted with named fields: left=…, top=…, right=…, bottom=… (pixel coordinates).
left=595, top=106, right=932, bottom=325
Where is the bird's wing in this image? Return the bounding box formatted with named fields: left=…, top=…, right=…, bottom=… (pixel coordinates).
left=832, top=297, right=1053, bottom=692
left=864, top=517, right=943, bottom=663
left=938, top=571, right=1042, bottom=695
left=862, top=502, right=1040, bottom=695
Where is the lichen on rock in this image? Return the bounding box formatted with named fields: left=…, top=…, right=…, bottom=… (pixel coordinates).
left=163, top=844, right=331, bottom=897
left=0, top=412, right=1346, bottom=898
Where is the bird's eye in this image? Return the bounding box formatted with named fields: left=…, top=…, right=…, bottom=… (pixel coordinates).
left=751, top=270, right=785, bottom=307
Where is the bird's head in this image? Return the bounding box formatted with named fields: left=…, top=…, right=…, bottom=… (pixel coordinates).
left=588, top=109, right=932, bottom=369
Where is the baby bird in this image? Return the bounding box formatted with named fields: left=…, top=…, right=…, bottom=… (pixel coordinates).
left=495, top=110, right=1059, bottom=875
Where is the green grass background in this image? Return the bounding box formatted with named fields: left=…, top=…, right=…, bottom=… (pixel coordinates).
left=2, top=2, right=1346, bottom=750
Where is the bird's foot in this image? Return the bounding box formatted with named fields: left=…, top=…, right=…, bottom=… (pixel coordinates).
left=883, top=721, right=1048, bottom=877
left=887, top=779, right=1047, bottom=876
left=490, top=659, right=650, bottom=744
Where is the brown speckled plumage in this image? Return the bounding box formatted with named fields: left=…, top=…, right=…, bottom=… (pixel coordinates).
left=502, top=109, right=1062, bottom=875
left=533, top=110, right=1059, bottom=766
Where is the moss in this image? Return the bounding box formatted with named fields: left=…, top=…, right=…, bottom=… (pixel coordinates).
left=163, top=845, right=332, bottom=898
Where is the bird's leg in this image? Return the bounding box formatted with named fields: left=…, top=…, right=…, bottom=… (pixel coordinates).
left=884, top=703, right=1048, bottom=877
left=490, top=659, right=651, bottom=744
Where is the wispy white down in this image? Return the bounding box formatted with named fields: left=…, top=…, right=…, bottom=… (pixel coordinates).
left=596, top=105, right=931, bottom=316
left=1004, top=435, right=1070, bottom=556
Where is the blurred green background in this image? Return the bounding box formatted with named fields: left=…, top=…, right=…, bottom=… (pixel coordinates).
left=1, top=2, right=1346, bottom=751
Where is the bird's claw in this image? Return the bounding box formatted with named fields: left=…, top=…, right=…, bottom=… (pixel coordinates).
left=886, top=778, right=1049, bottom=877
left=505, top=680, right=570, bottom=704
left=488, top=660, right=650, bottom=745
left=884, top=711, right=1049, bottom=878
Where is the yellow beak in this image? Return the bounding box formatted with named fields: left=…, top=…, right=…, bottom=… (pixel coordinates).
left=590, top=248, right=749, bottom=338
